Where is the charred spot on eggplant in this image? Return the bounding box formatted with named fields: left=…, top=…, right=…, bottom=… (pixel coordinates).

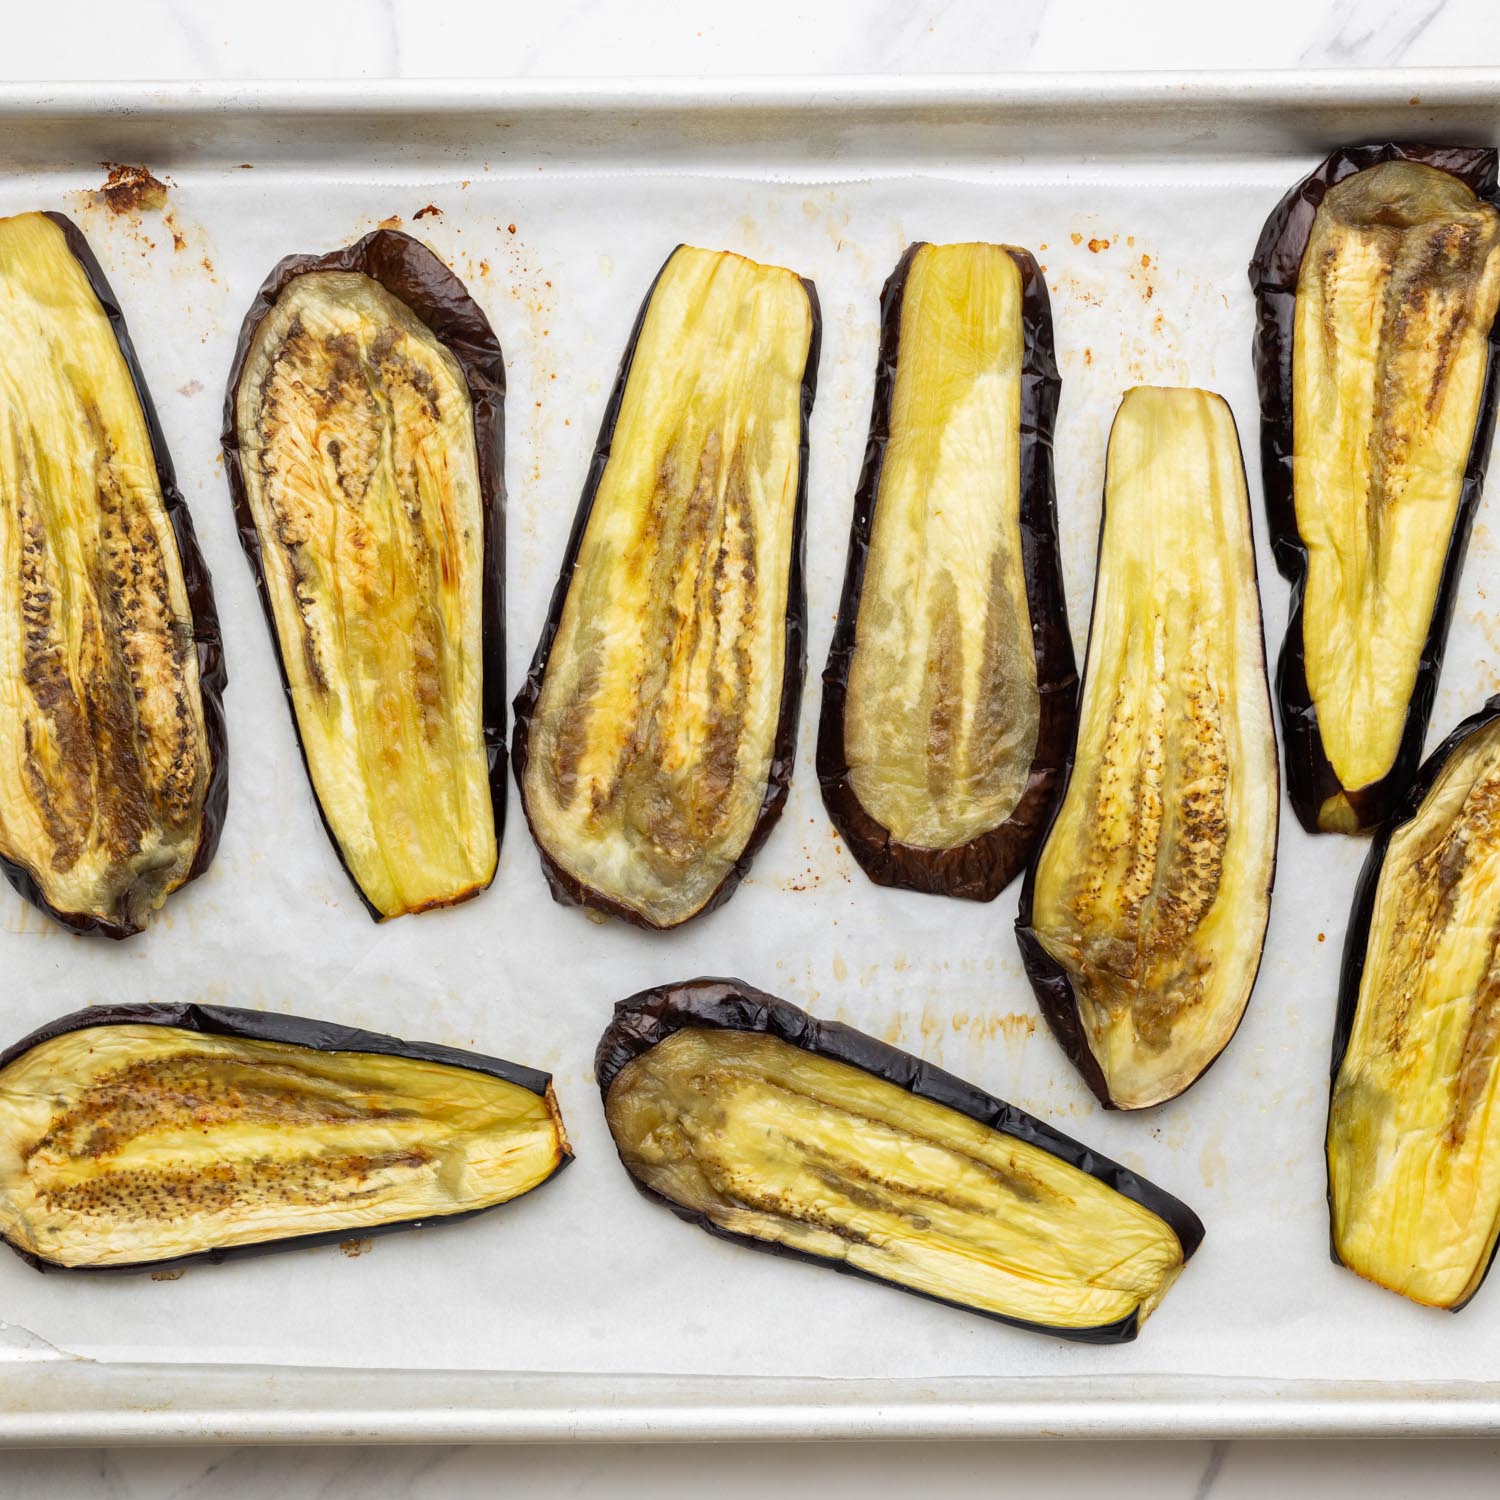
left=1017, top=388, right=1277, bottom=1111
left=514, top=246, right=819, bottom=930
left=597, top=977, right=1202, bottom=1341
left=0, top=211, right=226, bottom=938
left=1250, top=145, right=1500, bottom=835
left=817, top=242, right=1076, bottom=900
left=1328, top=698, right=1500, bottom=1310
left=224, top=231, right=505, bottom=920
left=0, top=1003, right=569, bottom=1271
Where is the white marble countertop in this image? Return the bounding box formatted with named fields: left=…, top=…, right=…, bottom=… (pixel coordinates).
left=4, top=1, right=1500, bottom=1495
left=6, top=0, right=1493, bottom=77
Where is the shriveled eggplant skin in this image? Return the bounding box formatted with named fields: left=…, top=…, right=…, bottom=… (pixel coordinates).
left=1017, top=388, right=1278, bottom=1111
left=223, top=230, right=505, bottom=920
left=514, top=246, right=819, bottom=930
left=1328, top=697, right=1500, bottom=1310
left=0, top=1003, right=569, bottom=1273
left=596, top=977, right=1203, bottom=1342
left=0, top=212, right=227, bottom=939
left=817, top=243, right=1076, bottom=900
left=1250, top=145, right=1500, bottom=835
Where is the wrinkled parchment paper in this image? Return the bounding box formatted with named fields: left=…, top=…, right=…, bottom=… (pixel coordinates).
left=0, top=151, right=1495, bottom=1387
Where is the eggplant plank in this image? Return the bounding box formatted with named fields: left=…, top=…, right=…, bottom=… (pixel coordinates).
left=0, top=212, right=226, bottom=938
left=224, top=231, right=506, bottom=920
left=515, top=245, right=819, bottom=930
left=1250, top=145, right=1500, bottom=834
left=818, top=242, right=1076, bottom=900
left=1328, top=697, right=1500, bottom=1310
left=1018, top=387, right=1277, bottom=1110
left=0, top=1003, right=569, bottom=1272
left=598, top=977, right=1203, bottom=1342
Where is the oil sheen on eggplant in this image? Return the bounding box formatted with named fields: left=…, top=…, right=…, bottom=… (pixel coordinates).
left=0, top=211, right=222, bottom=937
left=230, top=251, right=497, bottom=918
left=1328, top=700, right=1500, bottom=1310
left=0, top=1005, right=568, bottom=1271
left=818, top=242, right=1075, bottom=900
left=516, top=246, right=817, bottom=929
left=598, top=978, right=1202, bottom=1340
left=1252, top=148, right=1500, bottom=834
left=1018, top=388, right=1277, bottom=1110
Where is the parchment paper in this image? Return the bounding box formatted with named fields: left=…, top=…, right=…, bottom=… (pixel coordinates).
left=0, top=151, right=1495, bottom=1385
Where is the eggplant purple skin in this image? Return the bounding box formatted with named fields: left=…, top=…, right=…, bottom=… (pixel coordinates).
left=596, top=976, right=1205, bottom=1344
left=1326, top=693, right=1500, bottom=1307
left=1249, top=144, right=1500, bottom=836
left=1013, top=401, right=1277, bottom=1111
left=816, top=244, right=1078, bottom=901
left=221, top=229, right=507, bottom=921
left=512, top=248, right=822, bottom=930
left=0, top=213, right=230, bottom=940
left=0, top=1001, right=570, bottom=1276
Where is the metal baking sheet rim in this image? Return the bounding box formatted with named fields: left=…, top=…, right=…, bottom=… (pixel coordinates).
left=1, top=69, right=1499, bottom=165
left=2, top=68, right=1499, bottom=1444
left=1, top=1361, right=1498, bottom=1443
left=1, top=66, right=1499, bottom=113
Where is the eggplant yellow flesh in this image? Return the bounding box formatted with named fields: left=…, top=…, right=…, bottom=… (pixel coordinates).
left=0, top=212, right=224, bottom=937
left=1251, top=146, right=1500, bottom=835
left=1296, top=163, right=1500, bottom=828
left=845, top=243, right=1032, bottom=848
left=0, top=1005, right=569, bottom=1271
left=515, top=246, right=818, bottom=930
left=227, top=235, right=503, bottom=920
left=1328, top=701, right=1500, bottom=1310
left=597, top=979, right=1204, bottom=1342
left=818, top=242, right=1075, bottom=900
left=1018, top=388, right=1277, bottom=1110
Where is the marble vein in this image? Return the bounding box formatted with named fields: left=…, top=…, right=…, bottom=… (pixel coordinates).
left=1300, top=0, right=1456, bottom=65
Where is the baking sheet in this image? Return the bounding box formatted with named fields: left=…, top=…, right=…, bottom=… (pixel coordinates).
left=0, top=74, right=1498, bottom=1438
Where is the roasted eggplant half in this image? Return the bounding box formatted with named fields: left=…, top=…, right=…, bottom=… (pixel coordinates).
left=1328, top=697, right=1500, bottom=1310
left=597, top=977, right=1203, bottom=1341
left=0, top=1003, right=569, bottom=1271
left=514, top=246, right=819, bottom=930
left=1250, top=144, right=1500, bottom=834
left=1017, top=388, right=1277, bottom=1110
left=0, top=211, right=226, bottom=938
left=224, top=230, right=505, bottom=920
left=817, top=242, right=1076, bottom=900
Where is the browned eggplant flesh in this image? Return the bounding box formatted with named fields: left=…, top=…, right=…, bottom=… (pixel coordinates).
left=0, top=1006, right=568, bottom=1270
left=818, top=241, right=1075, bottom=900
left=1328, top=700, right=1500, bottom=1310
left=516, top=246, right=818, bottom=929
left=0, top=211, right=224, bottom=937
left=227, top=239, right=501, bottom=919
left=598, top=979, right=1202, bottom=1341
left=1019, top=388, right=1277, bottom=1110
